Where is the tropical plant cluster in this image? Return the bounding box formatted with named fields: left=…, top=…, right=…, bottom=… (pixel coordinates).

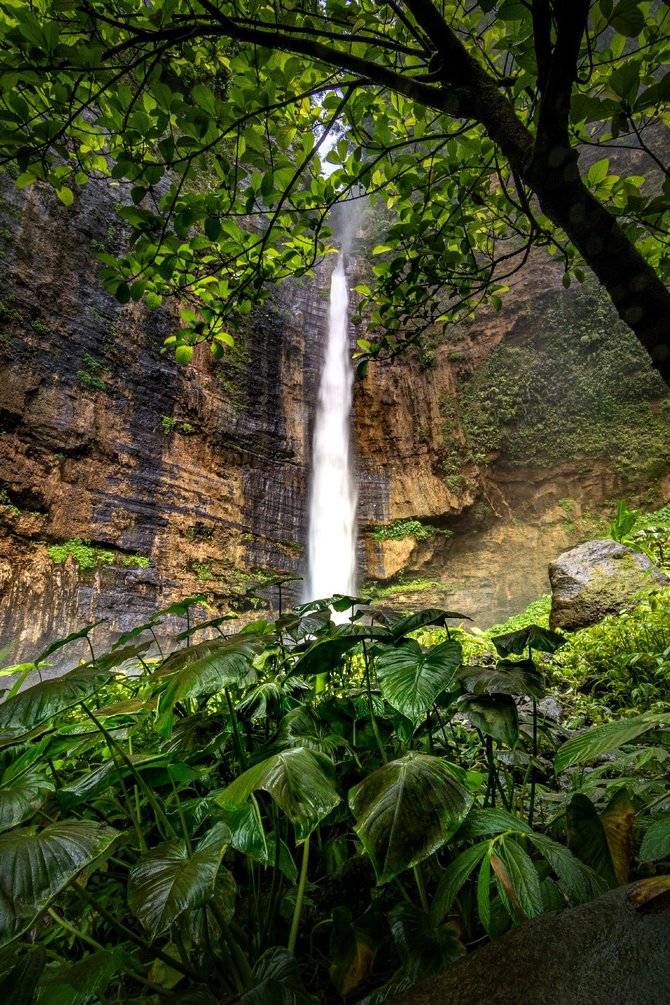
left=0, top=581, right=669, bottom=1004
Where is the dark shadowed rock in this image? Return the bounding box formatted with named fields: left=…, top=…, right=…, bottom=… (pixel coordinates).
left=388, top=884, right=670, bottom=1005
left=548, top=538, right=668, bottom=630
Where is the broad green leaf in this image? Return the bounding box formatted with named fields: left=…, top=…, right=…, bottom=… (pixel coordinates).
left=431, top=842, right=489, bottom=922
left=0, top=773, right=53, bottom=832
left=35, top=620, right=107, bottom=664
left=236, top=681, right=286, bottom=722
left=220, top=802, right=297, bottom=881
left=288, top=627, right=389, bottom=678
left=349, top=752, right=473, bottom=883
left=388, top=902, right=465, bottom=982
left=639, top=816, right=670, bottom=863
left=555, top=713, right=667, bottom=772
left=527, top=832, right=606, bottom=903
left=0, top=821, right=119, bottom=947
left=459, top=807, right=532, bottom=839
left=476, top=851, right=492, bottom=933
left=240, top=947, right=319, bottom=1004
left=128, top=822, right=231, bottom=940
left=37, top=949, right=126, bottom=1005
left=497, top=837, right=543, bottom=919
left=329, top=906, right=382, bottom=998
left=0, top=947, right=46, bottom=1005
left=216, top=747, right=340, bottom=841
left=491, top=624, right=564, bottom=656
left=0, top=663, right=117, bottom=732
left=155, top=636, right=261, bottom=734
left=457, top=659, right=545, bottom=699
left=376, top=639, right=462, bottom=721
left=566, top=793, right=617, bottom=887
left=458, top=693, right=519, bottom=745
left=390, top=609, right=471, bottom=639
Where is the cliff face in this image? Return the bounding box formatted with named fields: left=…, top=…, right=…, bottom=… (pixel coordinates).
left=0, top=177, right=668, bottom=664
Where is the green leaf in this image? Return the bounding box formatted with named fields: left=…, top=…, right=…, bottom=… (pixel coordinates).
left=497, top=836, right=543, bottom=919
left=566, top=793, right=617, bottom=887
left=390, top=609, right=471, bottom=639
left=349, top=752, right=473, bottom=883
left=388, top=902, right=465, bottom=983
left=128, top=822, right=231, bottom=940
left=0, top=773, right=53, bottom=832
left=0, top=664, right=116, bottom=732
left=329, top=905, right=382, bottom=998
left=240, top=947, right=319, bottom=1004
left=491, top=624, right=564, bottom=656
left=476, top=851, right=492, bottom=933
left=457, top=659, right=545, bottom=699
left=431, top=842, right=489, bottom=922
left=526, top=832, right=606, bottom=903
left=458, top=693, right=519, bottom=745
left=38, top=949, right=126, bottom=1005
left=155, top=636, right=261, bottom=734
left=640, top=816, right=670, bottom=863
left=555, top=713, right=666, bottom=772
left=375, top=639, right=462, bottom=721
left=459, top=807, right=532, bottom=839
left=0, top=948, right=46, bottom=1005
left=216, top=747, right=341, bottom=841
left=587, top=157, right=610, bottom=186
left=0, top=821, right=119, bottom=947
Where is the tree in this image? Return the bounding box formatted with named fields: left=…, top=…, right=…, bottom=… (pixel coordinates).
left=0, top=1, right=668, bottom=380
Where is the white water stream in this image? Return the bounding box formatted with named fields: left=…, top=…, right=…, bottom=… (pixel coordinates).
left=305, top=256, right=358, bottom=602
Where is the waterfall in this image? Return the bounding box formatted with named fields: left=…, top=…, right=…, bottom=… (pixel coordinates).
left=305, top=256, right=357, bottom=603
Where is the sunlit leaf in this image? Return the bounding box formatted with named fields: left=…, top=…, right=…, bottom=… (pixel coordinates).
left=349, top=752, right=473, bottom=883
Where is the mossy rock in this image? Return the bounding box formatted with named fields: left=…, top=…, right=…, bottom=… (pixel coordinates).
left=548, top=539, right=669, bottom=631
left=388, top=884, right=670, bottom=1005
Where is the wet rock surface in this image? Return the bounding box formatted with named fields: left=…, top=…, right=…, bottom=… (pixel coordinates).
left=549, top=539, right=669, bottom=631
left=388, top=885, right=670, bottom=1005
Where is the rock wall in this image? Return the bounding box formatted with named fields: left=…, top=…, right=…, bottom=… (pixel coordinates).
left=0, top=176, right=669, bottom=664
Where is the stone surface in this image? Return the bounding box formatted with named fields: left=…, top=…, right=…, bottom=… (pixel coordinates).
left=388, top=885, right=670, bottom=1005
left=549, top=539, right=669, bottom=630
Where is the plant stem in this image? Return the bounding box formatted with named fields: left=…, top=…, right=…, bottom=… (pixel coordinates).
left=288, top=833, right=311, bottom=955
left=362, top=641, right=387, bottom=762
left=225, top=687, right=247, bottom=771
left=71, top=882, right=199, bottom=981
left=48, top=908, right=106, bottom=951
left=529, top=697, right=538, bottom=828
left=413, top=863, right=429, bottom=912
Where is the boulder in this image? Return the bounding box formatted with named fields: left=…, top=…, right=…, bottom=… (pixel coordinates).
left=388, top=884, right=670, bottom=1005
left=548, top=538, right=668, bottom=631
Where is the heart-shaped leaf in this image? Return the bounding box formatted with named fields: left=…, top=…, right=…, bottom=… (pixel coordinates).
left=155, top=636, right=261, bottom=734
left=0, top=773, right=53, bottom=832
left=555, top=713, right=667, bottom=772
left=457, top=659, right=545, bottom=699
left=491, top=624, right=564, bottom=657
left=390, top=609, right=471, bottom=640
left=376, top=639, right=462, bottom=722
left=0, top=664, right=118, bottom=732
left=458, top=693, right=519, bottom=745
left=0, top=821, right=119, bottom=947
left=216, top=747, right=341, bottom=841
left=128, top=822, right=231, bottom=940
left=349, top=752, right=473, bottom=883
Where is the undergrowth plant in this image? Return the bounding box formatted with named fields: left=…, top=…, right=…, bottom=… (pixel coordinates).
left=0, top=592, right=668, bottom=1004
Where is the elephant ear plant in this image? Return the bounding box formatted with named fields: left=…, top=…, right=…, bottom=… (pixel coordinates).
left=0, top=601, right=668, bottom=1003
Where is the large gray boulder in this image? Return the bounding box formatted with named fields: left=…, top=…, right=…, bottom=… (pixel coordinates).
left=548, top=538, right=668, bottom=630
left=388, top=884, right=670, bottom=1005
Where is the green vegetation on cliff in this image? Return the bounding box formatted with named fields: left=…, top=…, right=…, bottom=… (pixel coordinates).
left=441, top=284, right=670, bottom=480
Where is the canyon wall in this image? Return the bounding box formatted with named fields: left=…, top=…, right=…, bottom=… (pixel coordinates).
left=0, top=177, right=669, bottom=665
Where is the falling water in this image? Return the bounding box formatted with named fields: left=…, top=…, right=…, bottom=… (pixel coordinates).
left=305, top=256, right=357, bottom=602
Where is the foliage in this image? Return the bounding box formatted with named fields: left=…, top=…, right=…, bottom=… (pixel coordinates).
left=48, top=539, right=150, bottom=571
left=371, top=520, right=451, bottom=543
left=446, top=283, right=670, bottom=476
left=0, top=2, right=667, bottom=378
left=48, top=539, right=116, bottom=570
left=0, top=590, right=668, bottom=1002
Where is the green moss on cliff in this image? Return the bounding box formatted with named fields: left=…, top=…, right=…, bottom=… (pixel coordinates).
left=448, top=283, right=670, bottom=479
